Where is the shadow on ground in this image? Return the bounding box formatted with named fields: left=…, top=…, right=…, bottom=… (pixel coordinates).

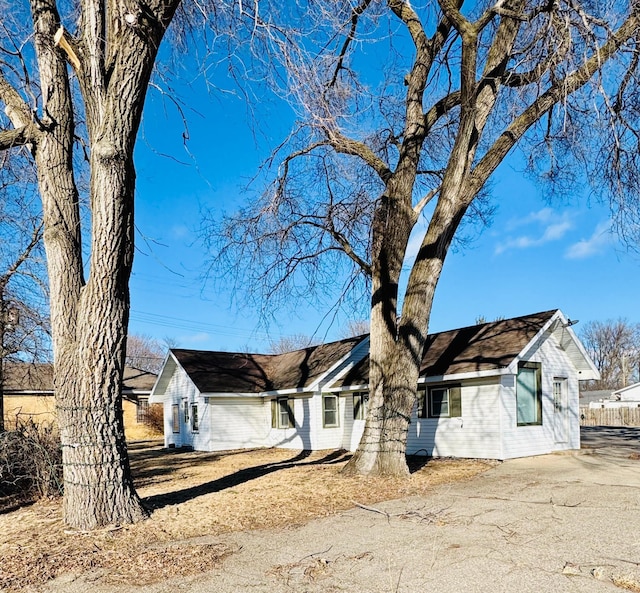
left=137, top=448, right=350, bottom=510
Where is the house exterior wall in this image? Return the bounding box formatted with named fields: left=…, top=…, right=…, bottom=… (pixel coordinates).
left=3, top=394, right=57, bottom=428
left=405, top=378, right=503, bottom=459
left=4, top=394, right=160, bottom=441
left=161, top=366, right=200, bottom=448
left=158, top=330, right=582, bottom=458
left=499, top=333, right=580, bottom=459
left=618, top=383, right=640, bottom=402
left=122, top=398, right=163, bottom=441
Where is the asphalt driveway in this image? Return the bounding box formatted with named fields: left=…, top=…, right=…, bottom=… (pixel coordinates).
left=35, top=427, right=640, bottom=593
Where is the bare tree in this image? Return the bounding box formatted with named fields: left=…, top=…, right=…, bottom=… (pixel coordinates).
left=580, top=319, right=640, bottom=390
left=342, top=320, right=369, bottom=339
left=126, top=334, right=165, bottom=374
left=268, top=333, right=317, bottom=354
left=0, top=155, right=50, bottom=432
left=210, top=1, right=640, bottom=476
left=0, top=0, right=196, bottom=529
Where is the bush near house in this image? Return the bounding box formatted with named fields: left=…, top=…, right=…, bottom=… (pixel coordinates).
left=0, top=419, right=62, bottom=508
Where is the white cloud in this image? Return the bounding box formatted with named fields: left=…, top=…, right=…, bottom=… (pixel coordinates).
left=179, top=332, right=211, bottom=345
left=565, top=220, right=611, bottom=259
left=495, top=209, right=574, bottom=255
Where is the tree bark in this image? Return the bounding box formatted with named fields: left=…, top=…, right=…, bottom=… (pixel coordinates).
left=22, top=0, right=180, bottom=529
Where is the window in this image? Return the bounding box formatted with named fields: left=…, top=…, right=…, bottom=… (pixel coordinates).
left=517, top=362, right=542, bottom=426
left=553, top=378, right=566, bottom=413
left=183, top=399, right=189, bottom=423
left=323, top=394, right=339, bottom=427
left=136, top=398, right=149, bottom=423
left=191, top=404, right=199, bottom=432
left=353, top=392, right=368, bottom=420
left=271, top=398, right=294, bottom=429
left=172, top=404, right=180, bottom=433
left=418, top=385, right=461, bottom=418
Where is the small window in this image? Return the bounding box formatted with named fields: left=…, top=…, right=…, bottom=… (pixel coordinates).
left=183, top=399, right=189, bottom=423
left=172, top=404, right=180, bottom=433
left=353, top=392, right=368, bottom=420
left=136, top=398, right=149, bottom=423
left=191, top=404, right=199, bottom=432
left=271, top=398, right=294, bottom=429
left=323, top=394, right=339, bottom=428
left=517, top=362, right=542, bottom=426
left=418, top=385, right=462, bottom=418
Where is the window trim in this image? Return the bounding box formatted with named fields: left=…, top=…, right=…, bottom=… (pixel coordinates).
left=322, top=394, right=339, bottom=428
left=136, top=397, right=149, bottom=424
left=418, top=384, right=462, bottom=418
left=191, top=403, right=199, bottom=432
left=516, top=361, right=542, bottom=426
left=271, top=397, right=294, bottom=429
left=353, top=392, right=368, bottom=420
left=171, top=404, right=180, bottom=433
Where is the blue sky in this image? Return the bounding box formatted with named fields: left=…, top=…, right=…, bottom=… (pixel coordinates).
left=127, top=75, right=640, bottom=354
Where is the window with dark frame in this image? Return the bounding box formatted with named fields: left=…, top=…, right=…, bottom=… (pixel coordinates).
left=353, top=392, right=368, bottom=420
left=271, top=398, right=294, bottom=429
left=323, top=394, right=339, bottom=427
left=516, top=361, right=542, bottom=426
left=136, top=398, right=149, bottom=423
left=172, top=404, right=180, bottom=433
left=191, top=404, right=199, bottom=432
left=418, top=385, right=462, bottom=418
left=183, top=399, right=189, bottom=423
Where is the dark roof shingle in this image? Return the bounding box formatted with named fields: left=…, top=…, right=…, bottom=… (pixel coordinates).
left=171, top=335, right=366, bottom=393
left=337, top=310, right=557, bottom=387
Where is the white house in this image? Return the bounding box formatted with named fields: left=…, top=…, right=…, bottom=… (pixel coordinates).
left=149, top=309, right=599, bottom=460
left=588, top=381, right=640, bottom=410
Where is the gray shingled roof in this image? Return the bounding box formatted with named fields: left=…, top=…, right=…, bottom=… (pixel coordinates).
left=336, top=310, right=558, bottom=387
left=171, top=335, right=367, bottom=393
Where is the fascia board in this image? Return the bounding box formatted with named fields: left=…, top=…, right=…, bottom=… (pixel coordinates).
left=315, top=336, right=370, bottom=391
left=503, top=310, right=562, bottom=375
left=148, top=352, right=184, bottom=403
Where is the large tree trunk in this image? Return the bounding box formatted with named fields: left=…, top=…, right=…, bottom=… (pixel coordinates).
left=344, top=183, right=470, bottom=477
left=56, top=151, right=146, bottom=528
left=28, top=0, right=179, bottom=529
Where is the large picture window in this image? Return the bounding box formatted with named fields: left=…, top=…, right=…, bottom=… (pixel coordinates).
left=418, top=385, right=461, bottom=418
left=271, top=398, right=294, bottom=429
left=516, top=362, right=542, bottom=426
left=323, top=394, right=339, bottom=427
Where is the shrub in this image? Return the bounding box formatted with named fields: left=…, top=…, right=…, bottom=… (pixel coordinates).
left=0, top=418, right=63, bottom=506
left=143, top=403, right=165, bottom=434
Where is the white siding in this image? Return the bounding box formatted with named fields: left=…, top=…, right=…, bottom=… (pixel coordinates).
left=499, top=333, right=581, bottom=459
left=406, top=379, right=502, bottom=459
left=161, top=366, right=199, bottom=448
left=342, top=394, right=366, bottom=451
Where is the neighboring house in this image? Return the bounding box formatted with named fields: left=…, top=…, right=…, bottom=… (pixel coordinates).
left=3, top=363, right=160, bottom=440
left=587, top=382, right=640, bottom=410
left=579, top=389, right=613, bottom=409
left=150, top=309, right=599, bottom=460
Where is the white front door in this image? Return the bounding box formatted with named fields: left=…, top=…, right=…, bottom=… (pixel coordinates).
left=553, top=378, right=569, bottom=443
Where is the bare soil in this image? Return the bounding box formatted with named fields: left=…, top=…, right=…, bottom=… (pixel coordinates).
left=0, top=442, right=495, bottom=591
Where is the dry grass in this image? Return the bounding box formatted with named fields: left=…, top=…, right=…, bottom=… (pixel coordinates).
left=0, top=442, right=495, bottom=591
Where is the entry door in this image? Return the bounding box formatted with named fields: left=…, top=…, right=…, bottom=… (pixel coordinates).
left=553, top=378, right=569, bottom=443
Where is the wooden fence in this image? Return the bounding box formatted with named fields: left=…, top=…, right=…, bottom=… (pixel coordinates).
left=580, top=406, right=640, bottom=427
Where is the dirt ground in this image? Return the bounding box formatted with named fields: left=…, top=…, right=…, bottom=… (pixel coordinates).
left=0, top=442, right=495, bottom=592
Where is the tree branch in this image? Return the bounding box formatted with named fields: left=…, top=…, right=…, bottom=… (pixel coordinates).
left=469, top=9, right=640, bottom=199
